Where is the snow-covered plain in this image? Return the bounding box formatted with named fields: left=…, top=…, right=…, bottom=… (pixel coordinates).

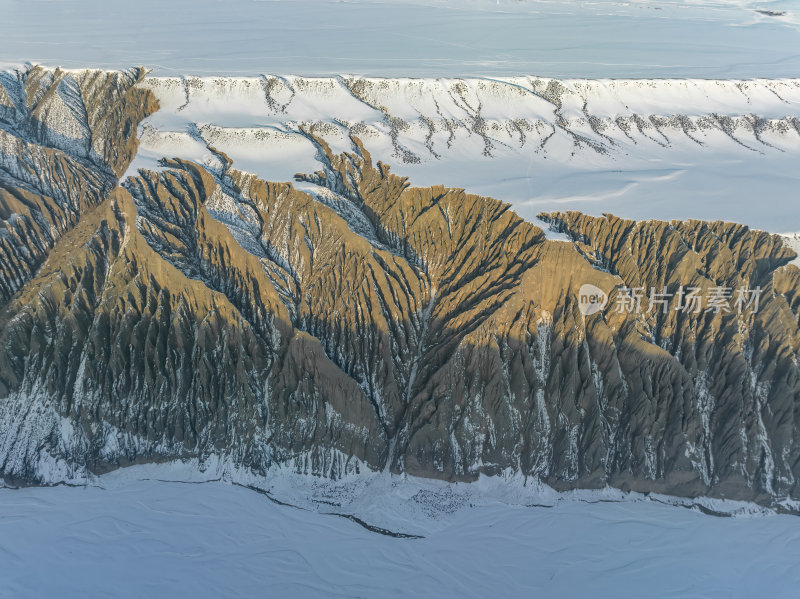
left=2, top=0, right=800, bottom=78
left=2, top=464, right=800, bottom=598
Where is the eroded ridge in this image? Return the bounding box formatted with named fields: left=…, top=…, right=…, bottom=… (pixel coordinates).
left=0, top=66, right=157, bottom=305
left=1, top=68, right=800, bottom=510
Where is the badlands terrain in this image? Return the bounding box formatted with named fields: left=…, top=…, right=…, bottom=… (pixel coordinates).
left=2, top=0, right=800, bottom=597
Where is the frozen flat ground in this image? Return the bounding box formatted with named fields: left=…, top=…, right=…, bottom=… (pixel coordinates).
left=1, top=0, right=800, bottom=78
left=1, top=468, right=800, bottom=598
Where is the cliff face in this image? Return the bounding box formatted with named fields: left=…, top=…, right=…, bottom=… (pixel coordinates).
left=1, top=67, right=800, bottom=509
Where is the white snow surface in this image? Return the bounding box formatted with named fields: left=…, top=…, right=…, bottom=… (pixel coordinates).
left=2, top=462, right=800, bottom=598
left=129, top=74, right=800, bottom=234
left=2, top=0, right=800, bottom=79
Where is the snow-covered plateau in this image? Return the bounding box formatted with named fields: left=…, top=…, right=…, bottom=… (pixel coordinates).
left=2, top=463, right=800, bottom=598
left=3, top=0, right=800, bottom=78
left=131, top=74, right=800, bottom=236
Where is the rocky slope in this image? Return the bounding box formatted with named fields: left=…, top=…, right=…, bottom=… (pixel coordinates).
left=0, top=66, right=157, bottom=305
left=1, top=66, right=800, bottom=509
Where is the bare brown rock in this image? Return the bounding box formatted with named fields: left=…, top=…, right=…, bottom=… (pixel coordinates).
left=2, top=71, right=800, bottom=510
left=0, top=66, right=158, bottom=307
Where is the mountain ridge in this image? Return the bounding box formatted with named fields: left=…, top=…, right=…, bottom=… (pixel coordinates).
left=1, top=66, right=800, bottom=511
